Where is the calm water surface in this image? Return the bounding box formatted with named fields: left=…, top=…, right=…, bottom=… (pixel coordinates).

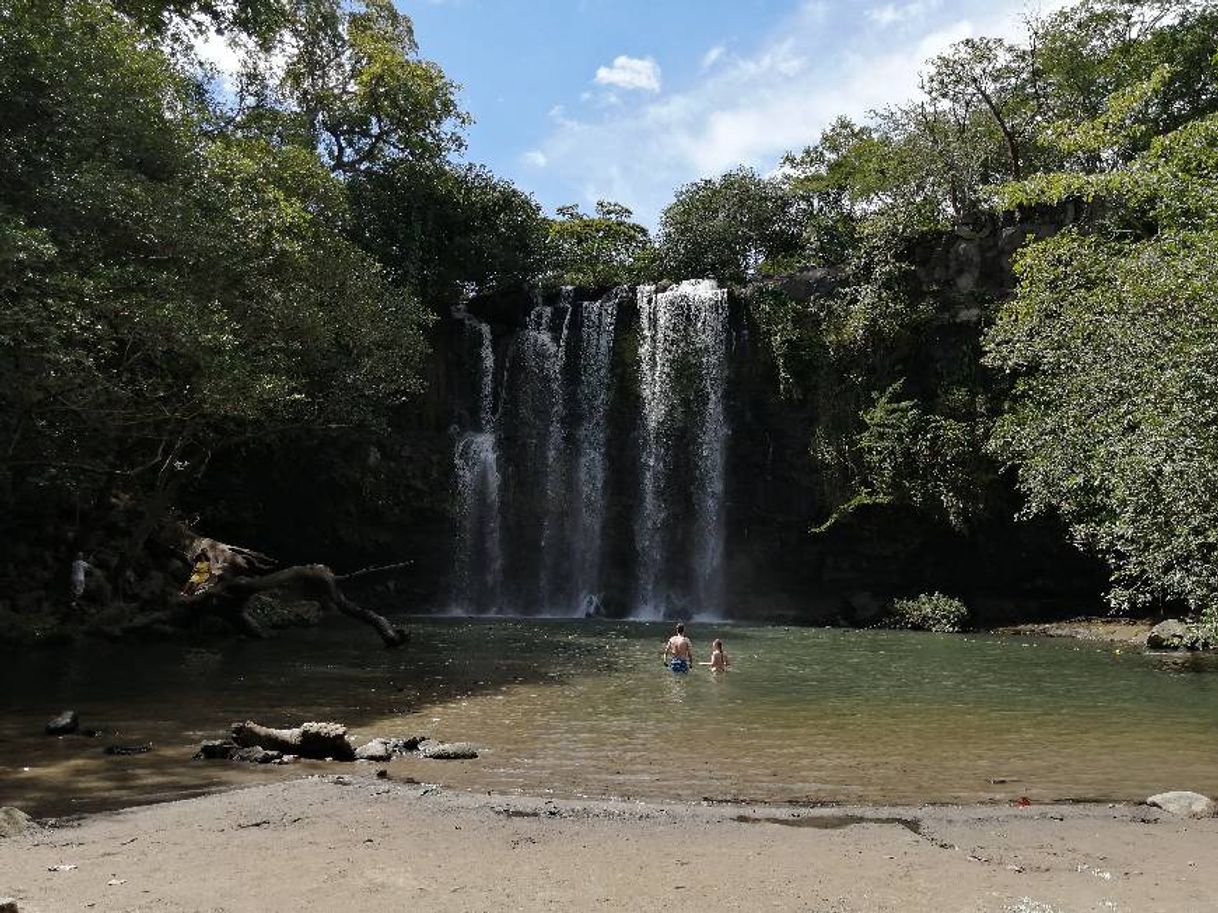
left=2, top=618, right=1216, bottom=815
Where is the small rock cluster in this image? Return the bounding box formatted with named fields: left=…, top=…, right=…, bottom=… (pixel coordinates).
left=194, top=723, right=478, bottom=765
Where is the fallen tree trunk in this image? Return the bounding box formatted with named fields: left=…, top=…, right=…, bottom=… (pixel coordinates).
left=180, top=564, right=409, bottom=647
left=231, top=720, right=355, bottom=761
left=157, top=524, right=409, bottom=647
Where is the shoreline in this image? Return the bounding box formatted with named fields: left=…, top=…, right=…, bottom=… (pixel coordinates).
left=3, top=776, right=1215, bottom=911
left=993, top=617, right=1155, bottom=646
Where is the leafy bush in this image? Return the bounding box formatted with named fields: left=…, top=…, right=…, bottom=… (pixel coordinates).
left=889, top=593, right=971, bottom=633
left=1190, top=605, right=1218, bottom=650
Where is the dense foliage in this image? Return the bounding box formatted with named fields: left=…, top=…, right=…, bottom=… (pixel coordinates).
left=647, top=0, right=1218, bottom=620
left=0, top=0, right=545, bottom=611
left=545, top=201, right=653, bottom=289
left=987, top=111, right=1218, bottom=616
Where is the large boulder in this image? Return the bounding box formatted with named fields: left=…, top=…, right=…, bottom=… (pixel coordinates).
left=45, top=710, right=79, bottom=735
left=0, top=807, right=32, bottom=838
left=1147, top=620, right=1190, bottom=650
left=1147, top=791, right=1216, bottom=818
left=0, top=897, right=19, bottom=913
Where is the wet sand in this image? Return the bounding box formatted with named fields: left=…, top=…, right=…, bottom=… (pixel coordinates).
left=2, top=776, right=1216, bottom=912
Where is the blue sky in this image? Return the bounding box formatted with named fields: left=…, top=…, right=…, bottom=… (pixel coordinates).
left=404, top=0, right=1071, bottom=227
left=199, top=0, right=1072, bottom=226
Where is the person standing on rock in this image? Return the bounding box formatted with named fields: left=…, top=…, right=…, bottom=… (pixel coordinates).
left=663, top=623, right=693, bottom=673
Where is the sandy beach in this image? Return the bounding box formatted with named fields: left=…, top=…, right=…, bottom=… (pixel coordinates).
left=2, top=776, right=1216, bottom=913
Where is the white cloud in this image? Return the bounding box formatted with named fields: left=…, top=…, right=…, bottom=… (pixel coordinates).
left=867, top=0, right=944, bottom=27
left=530, top=0, right=1073, bottom=226
left=701, top=45, right=727, bottom=70
left=522, top=150, right=549, bottom=168
left=594, top=55, right=663, bottom=93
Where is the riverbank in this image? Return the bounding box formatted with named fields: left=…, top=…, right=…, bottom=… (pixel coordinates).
left=2, top=777, right=1216, bottom=912
left=994, top=617, right=1156, bottom=646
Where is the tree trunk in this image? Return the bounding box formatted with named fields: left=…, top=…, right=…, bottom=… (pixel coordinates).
left=162, top=524, right=409, bottom=647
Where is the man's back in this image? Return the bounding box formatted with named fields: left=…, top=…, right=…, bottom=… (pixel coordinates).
left=666, top=634, right=692, bottom=661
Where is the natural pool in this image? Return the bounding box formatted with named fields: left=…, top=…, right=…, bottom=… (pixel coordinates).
left=2, top=618, right=1216, bottom=816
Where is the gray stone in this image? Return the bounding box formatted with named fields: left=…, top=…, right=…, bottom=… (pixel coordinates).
left=420, top=741, right=479, bottom=760
left=1147, top=791, right=1216, bottom=818
left=45, top=710, right=79, bottom=735
left=194, top=739, right=238, bottom=760
left=0, top=807, right=32, bottom=838
left=355, top=739, right=395, bottom=762
left=0, top=897, right=18, bottom=913
left=231, top=747, right=283, bottom=764
left=1147, top=619, right=1189, bottom=650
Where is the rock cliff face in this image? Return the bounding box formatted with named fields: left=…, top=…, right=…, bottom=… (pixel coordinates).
left=410, top=209, right=1104, bottom=622
left=178, top=209, right=1102, bottom=627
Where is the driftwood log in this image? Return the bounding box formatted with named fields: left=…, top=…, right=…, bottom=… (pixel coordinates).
left=231, top=720, right=355, bottom=761
left=157, top=525, right=409, bottom=647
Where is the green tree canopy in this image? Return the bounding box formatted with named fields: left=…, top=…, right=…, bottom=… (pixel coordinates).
left=657, top=167, right=800, bottom=283
left=546, top=201, right=652, bottom=288
left=350, top=160, right=549, bottom=307
left=0, top=0, right=430, bottom=544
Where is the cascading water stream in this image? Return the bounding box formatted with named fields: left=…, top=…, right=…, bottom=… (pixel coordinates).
left=539, top=296, right=574, bottom=607
left=635, top=280, right=730, bottom=619
left=453, top=316, right=503, bottom=612
left=452, top=283, right=727, bottom=619
left=571, top=296, right=618, bottom=615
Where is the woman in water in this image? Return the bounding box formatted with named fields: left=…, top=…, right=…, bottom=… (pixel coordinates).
left=707, top=638, right=730, bottom=672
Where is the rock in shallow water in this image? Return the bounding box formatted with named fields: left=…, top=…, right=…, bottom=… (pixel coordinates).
left=194, top=739, right=239, bottom=760
left=45, top=710, right=79, bottom=735
left=1147, top=791, right=1216, bottom=818
left=355, top=739, right=395, bottom=762
left=231, top=747, right=283, bottom=764
left=419, top=740, right=479, bottom=760
left=0, top=807, right=32, bottom=838
left=0, top=897, right=19, bottom=913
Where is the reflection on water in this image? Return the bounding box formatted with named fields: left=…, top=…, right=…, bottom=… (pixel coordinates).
left=2, top=618, right=1216, bottom=816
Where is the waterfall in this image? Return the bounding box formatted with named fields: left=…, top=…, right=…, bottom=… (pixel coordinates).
left=451, top=283, right=728, bottom=619
left=572, top=295, right=618, bottom=614
left=635, top=280, right=730, bottom=618
left=453, top=317, right=502, bottom=612
left=539, top=296, right=575, bottom=607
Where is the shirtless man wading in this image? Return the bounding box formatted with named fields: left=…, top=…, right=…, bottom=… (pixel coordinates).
left=663, top=623, right=693, bottom=673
